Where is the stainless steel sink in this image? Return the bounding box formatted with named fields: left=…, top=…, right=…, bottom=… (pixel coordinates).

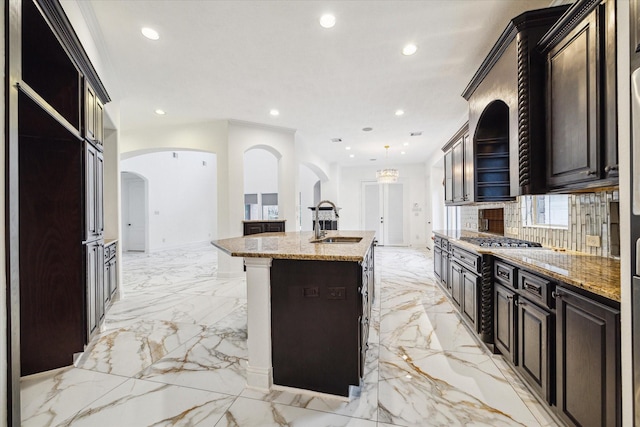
left=317, top=236, right=362, bottom=244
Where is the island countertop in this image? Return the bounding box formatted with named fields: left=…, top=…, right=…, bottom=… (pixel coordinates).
left=433, top=230, right=620, bottom=302
left=211, top=230, right=376, bottom=262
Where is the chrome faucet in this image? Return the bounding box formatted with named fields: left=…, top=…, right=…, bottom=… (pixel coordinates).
left=314, top=200, right=339, bottom=239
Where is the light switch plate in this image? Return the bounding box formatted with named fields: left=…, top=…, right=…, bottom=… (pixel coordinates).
left=586, top=235, right=601, bottom=247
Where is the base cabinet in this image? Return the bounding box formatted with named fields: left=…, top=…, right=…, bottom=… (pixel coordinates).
left=243, top=220, right=285, bottom=236
left=104, top=241, right=119, bottom=303
left=449, top=261, right=463, bottom=309
left=461, top=269, right=480, bottom=333
left=517, top=296, right=553, bottom=404
left=85, top=240, right=105, bottom=341
left=556, top=286, right=620, bottom=427
left=494, top=284, right=517, bottom=365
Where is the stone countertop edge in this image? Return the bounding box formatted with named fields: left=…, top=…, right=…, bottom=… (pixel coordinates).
left=104, top=239, right=118, bottom=246
left=433, top=230, right=621, bottom=303
left=211, top=230, right=376, bottom=262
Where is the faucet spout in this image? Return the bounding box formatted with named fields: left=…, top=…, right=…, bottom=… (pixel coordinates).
left=314, top=200, right=339, bottom=239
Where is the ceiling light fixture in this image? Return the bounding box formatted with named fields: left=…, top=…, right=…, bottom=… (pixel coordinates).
left=141, top=27, right=160, bottom=40
left=319, top=14, right=336, bottom=29
left=402, top=44, right=417, bottom=56
left=403, top=142, right=409, bottom=146
left=376, top=145, right=399, bottom=183
left=270, top=109, right=280, bottom=116
left=154, top=109, right=166, bottom=115
left=349, top=154, right=355, bottom=158
left=401, top=151, right=406, bottom=155
left=345, top=146, right=351, bottom=150
left=395, top=110, right=405, bottom=116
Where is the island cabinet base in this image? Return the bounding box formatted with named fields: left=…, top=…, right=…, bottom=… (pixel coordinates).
left=270, top=258, right=364, bottom=397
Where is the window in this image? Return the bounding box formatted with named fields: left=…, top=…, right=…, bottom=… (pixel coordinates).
left=244, top=193, right=258, bottom=220
left=521, top=195, right=569, bottom=228
left=261, top=193, right=279, bottom=220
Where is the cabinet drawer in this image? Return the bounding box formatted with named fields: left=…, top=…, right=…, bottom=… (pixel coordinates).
left=518, top=270, right=554, bottom=309
left=451, top=245, right=480, bottom=273
left=434, top=236, right=442, bottom=248
left=494, top=260, right=516, bottom=288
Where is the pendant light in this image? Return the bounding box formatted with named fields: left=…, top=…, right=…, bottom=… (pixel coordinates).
left=376, top=145, right=399, bottom=183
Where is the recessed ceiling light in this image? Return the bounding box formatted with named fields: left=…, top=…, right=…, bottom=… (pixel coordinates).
left=362, top=127, right=373, bottom=132
left=154, top=109, right=166, bottom=115
left=403, top=142, right=409, bottom=146
left=395, top=110, right=405, bottom=116
left=402, top=44, right=417, bottom=56
left=270, top=109, right=280, bottom=116
left=401, top=151, right=406, bottom=155
left=349, top=154, right=355, bottom=158
left=345, top=146, right=351, bottom=150
left=141, top=27, right=160, bottom=40
left=319, top=14, right=336, bottom=28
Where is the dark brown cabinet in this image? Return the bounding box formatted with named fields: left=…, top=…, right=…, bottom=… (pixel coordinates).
left=539, top=0, right=618, bottom=191
left=85, top=82, right=104, bottom=147
left=104, top=241, right=118, bottom=304
left=86, top=240, right=105, bottom=340
left=442, top=124, right=472, bottom=205
left=555, top=286, right=620, bottom=427
left=449, top=261, right=463, bottom=309
left=434, top=246, right=443, bottom=282
left=85, top=142, right=104, bottom=242
left=461, top=269, right=480, bottom=333
left=517, top=295, right=553, bottom=403
left=270, top=242, right=374, bottom=396
left=242, top=220, right=285, bottom=236
left=494, top=284, right=517, bottom=364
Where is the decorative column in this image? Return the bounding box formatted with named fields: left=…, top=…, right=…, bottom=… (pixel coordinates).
left=244, top=257, right=273, bottom=390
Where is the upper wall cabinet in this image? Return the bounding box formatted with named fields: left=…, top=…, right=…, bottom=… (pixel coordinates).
left=538, top=0, right=618, bottom=192
left=442, top=123, right=472, bottom=205
left=21, top=0, right=82, bottom=133
left=462, top=6, right=570, bottom=198
left=85, top=82, right=104, bottom=148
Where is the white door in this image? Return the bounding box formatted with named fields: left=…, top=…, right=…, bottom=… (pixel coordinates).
left=362, top=182, right=406, bottom=246
left=122, top=174, right=146, bottom=252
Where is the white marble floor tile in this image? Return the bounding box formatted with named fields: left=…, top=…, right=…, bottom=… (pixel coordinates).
left=377, top=344, right=543, bottom=427
left=58, top=378, right=235, bottom=426
left=215, top=397, right=377, bottom=427
left=136, top=326, right=248, bottom=395
left=76, top=320, right=205, bottom=377
left=379, top=304, right=484, bottom=355
left=20, top=367, right=127, bottom=427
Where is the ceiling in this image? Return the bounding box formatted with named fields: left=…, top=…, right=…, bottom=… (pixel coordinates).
left=68, top=0, right=555, bottom=167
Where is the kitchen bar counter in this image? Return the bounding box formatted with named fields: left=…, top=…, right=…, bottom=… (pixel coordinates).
left=433, top=230, right=620, bottom=302
left=212, top=230, right=376, bottom=262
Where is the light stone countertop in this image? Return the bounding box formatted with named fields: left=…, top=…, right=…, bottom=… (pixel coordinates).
left=211, top=230, right=376, bottom=262
left=433, top=230, right=620, bottom=302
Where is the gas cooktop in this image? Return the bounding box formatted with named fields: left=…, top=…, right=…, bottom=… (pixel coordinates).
left=459, top=236, right=542, bottom=248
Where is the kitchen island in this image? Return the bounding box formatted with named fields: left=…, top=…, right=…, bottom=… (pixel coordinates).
left=211, top=230, right=375, bottom=397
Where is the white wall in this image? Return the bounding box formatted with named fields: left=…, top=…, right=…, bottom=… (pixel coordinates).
left=1, top=2, right=7, bottom=420
left=430, top=153, right=446, bottom=242
left=299, top=164, right=321, bottom=231
left=121, top=151, right=217, bottom=251
left=338, top=163, right=429, bottom=247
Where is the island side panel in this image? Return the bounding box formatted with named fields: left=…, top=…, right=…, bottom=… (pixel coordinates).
left=244, top=257, right=273, bottom=390
left=270, top=258, right=362, bottom=397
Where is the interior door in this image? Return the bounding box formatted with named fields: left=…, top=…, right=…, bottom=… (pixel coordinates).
left=362, top=182, right=406, bottom=246
left=122, top=175, right=146, bottom=252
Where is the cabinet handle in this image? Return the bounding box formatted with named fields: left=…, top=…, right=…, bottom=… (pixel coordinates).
left=552, top=290, right=563, bottom=299
left=506, top=295, right=513, bottom=301
left=582, top=170, right=597, bottom=176
left=515, top=299, right=526, bottom=306
left=604, top=165, right=618, bottom=173
left=497, top=270, right=509, bottom=280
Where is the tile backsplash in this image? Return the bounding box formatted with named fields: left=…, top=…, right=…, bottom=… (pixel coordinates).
left=459, top=190, right=619, bottom=257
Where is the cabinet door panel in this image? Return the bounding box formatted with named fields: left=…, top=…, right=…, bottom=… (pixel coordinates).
left=556, top=286, right=620, bottom=427
left=85, top=145, right=97, bottom=239
left=434, top=247, right=442, bottom=282
left=452, top=142, right=464, bottom=202
left=494, top=285, right=516, bottom=364
left=463, top=133, right=474, bottom=201
left=462, top=270, right=480, bottom=332
left=449, top=262, right=463, bottom=308
left=444, top=151, right=453, bottom=203
left=546, top=11, right=599, bottom=188
left=517, top=298, right=552, bottom=403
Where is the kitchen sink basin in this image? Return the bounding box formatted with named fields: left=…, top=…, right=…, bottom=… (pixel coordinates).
left=317, top=236, right=362, bottom=244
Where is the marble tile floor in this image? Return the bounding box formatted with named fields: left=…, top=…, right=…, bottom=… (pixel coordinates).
left=21, top=244, right=559, bottom=426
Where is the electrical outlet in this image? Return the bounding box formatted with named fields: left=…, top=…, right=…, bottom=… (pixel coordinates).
left=586, top=235, right=601, bottom=247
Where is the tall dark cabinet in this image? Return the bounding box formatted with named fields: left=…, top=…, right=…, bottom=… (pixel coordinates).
left=7, top=1, right=111, bottom=421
